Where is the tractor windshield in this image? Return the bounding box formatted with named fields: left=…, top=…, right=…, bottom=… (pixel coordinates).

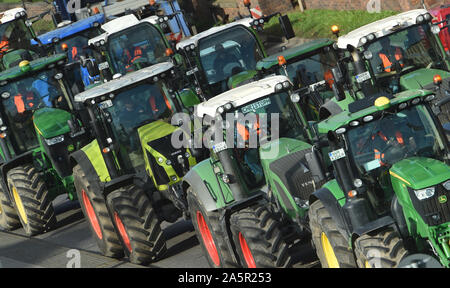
left=0, top=19, right=39, bottom=68
left=0, top=69, right=70, bottom=155
left=364, top=24, right=446, bottom=79
left=346, top=105, right=447, bottom=179
left=198, top=26, right=264, bottom=96
left=283, top=49, right=337, bottom=120
left=101, top=82, right=174, bottom=171
left=107, top=23, right=169, bottom=75
left=225, top=91, right=309, bottom=189
left=56, top=28, right=100, bottom=62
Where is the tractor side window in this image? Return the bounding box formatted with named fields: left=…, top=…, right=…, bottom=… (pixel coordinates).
left=108, top=23, right=169, bottom=75
left=198, top=26, right=264, bottom=95
left=105, top=83, right=174, bottom=171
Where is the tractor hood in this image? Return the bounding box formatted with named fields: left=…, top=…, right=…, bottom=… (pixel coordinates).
left=138, top=120, right=177, bottom=145
left=400, top=69, right=450, bottom=90
left=33, top=107, right=72, bottom=139
left=227, top=70, right=258, bottom=89
left=390, top=157, right=450, bottom=190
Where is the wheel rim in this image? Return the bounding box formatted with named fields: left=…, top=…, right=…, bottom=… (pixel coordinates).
left=321, top=232, right=340, bottom=268
left=239, top=232, right=256, bottom=268
left=196, top=211, right=220, bottom=267
left=114, top=212, right=132, bottom=252
left=81, top=189, right=103, bottom=240
left=365, top=260, right=371, bottom=268
left=12, top=186, right=27, bottom=224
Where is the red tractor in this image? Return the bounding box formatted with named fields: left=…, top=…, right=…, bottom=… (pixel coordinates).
left=430, top=4, right=450, bottom=54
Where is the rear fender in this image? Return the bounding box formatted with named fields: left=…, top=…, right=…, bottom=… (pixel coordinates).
left=0, top=151, right=34, bottom=200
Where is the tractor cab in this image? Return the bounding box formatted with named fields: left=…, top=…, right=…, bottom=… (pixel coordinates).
left=430, top=4, right=450, bottom=55
left=87, top=14, right=177, bottom=80
left=337, top=10, right=450, bottom=99
left=177, top=14, right=294, bottom=100
left=230, top=39, right=339, bottom=122
left=31, top=13, right=106, bottom=89
left=0, top=8, right=43, bottom=71
left=312, top=91, right=450, bottom=267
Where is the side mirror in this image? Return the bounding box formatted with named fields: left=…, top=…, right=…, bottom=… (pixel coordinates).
left=86, top=59, right=100, bottom=78
left=278, top=15, right=295, bottom=40
left=331, top=67, right=346, bottom=101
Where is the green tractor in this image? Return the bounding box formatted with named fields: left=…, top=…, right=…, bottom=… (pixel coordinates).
left=0, top=54, right=91, bottom=235
left=0, top=7, right=47, bottom=71
left=336, top=9, right=450, bottom=123
left=182, top=75, right=332, bottom=267
left=71, top=62, right=203, bottom=265
left=176, top=14, right=295, bottom=100
left=309, top=92, right=450, bottom=268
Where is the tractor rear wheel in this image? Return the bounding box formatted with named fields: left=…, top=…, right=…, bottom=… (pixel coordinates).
left=230, top=203, right=293, bottom=268
left=187, top=187, right=239, bottom=268
left=0, top=185, right=21, bottom=231
left=7, top=164, right=56, bottom=236
left=106, top=185, right=167, bottom=265
left=73, top=164, right=124, bottom=258
left=309, top=200, right=356, bottom=268
left=354, top=228, right=408, bottom=268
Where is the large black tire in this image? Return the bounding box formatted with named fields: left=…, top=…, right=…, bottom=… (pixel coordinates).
left=6, top=164, right=56, bottom=236
left=73, top=164, right=124, bottom=258
left=230, top=203, right=293, bottom=268
left=354, top=228, right=408, bottom=268
left=187, top=187, right=239, bottom=268
left=106, top=184, right=167, bottom=265
left=309, top=200, right=357, bottom=268
left=0, top=185, right=21, bottom=231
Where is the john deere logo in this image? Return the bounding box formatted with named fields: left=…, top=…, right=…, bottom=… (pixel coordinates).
left=439, top=195, right=447, bottom=204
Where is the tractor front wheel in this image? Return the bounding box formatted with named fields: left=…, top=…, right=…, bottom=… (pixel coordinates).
left=187, top=187, right=239, bottom=268
left=6, top=164, right=56, bottom=236
left=309, top=200, right=356, bottom=268
left=354, top=228, right=408, bottom=268
left=230, top=203, right=293, bottom=268
left=106, top=185, right=167, bottom=265
left=0, top=185, right=21, bottom=231
left=73, top=164, right=124, bottom=258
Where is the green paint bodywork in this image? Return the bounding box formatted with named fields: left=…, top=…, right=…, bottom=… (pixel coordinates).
left=318, top=89, right=433, bottom=133
left=0, top=54, right=66, bottom=82
left=178, top=88, right=201, bottom=108
left=256, top=39, right=335, bottom=71
left=259, top=138, right=313, bottom=218
left=227, top=70, right=258, bottom=89
left=399, top=69, right=450, bottom=90
left=33, top=107, right=72, bottom=139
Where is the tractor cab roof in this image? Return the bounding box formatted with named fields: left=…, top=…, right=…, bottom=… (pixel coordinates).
left=176, top=18, right=254, bottom=50
left=0, top=8, right=27, bottom=25
left=88, top=14, right=163, bottom=46
left=257, top=38, right=335, bottom=71
left=0, top=53, right=67, bottom=83
left=337, top=9, right=428, bottom=49
left=74, top=62, right=174, bottom=103
left=318, top=89, right=434, bottom=133
left=31, top=14, right=105, bottom=45
left=196, top=75, right=291, bottom=118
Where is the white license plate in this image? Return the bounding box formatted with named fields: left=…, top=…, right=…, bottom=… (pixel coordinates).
left=98, top=62, right=109, bottom=71
left=329, top=149, right=346, bottom=162
left=355, top=71, right=371, bottom=83
left=213, top=142, right=227, bottom=153
left=98, top=100, right=113, bottom=109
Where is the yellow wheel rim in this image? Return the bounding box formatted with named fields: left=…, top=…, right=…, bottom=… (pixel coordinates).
left=365, top=260, right=371, bottom=268
left=321, top=232, right=340, bottom=268
left=12, top=186, right=27, bottom=224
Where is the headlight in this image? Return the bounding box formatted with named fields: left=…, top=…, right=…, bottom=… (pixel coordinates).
left=416, top=15, right=425, bottom=24
left=44, top=135, right=65, bottom=146
left=443, top=180, right=450, bottom=191
left=360, top=36, right=368, bottom=45
left=54, top=73, right=63, bottom=80
left=275, top=83, right=284, bottom=92
left=414, top=187, right=435, bottom=201
left=1, top=92, right=10, bottom=99
left=431, top=25, right=441, bottom=35
left=190, top=44, right=195, bottom=51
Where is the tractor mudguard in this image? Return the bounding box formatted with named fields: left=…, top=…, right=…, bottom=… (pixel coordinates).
left=311, top=187, right=351, bottom=239
left=103, top=174, right=135, bottom=198
left=183, top=169, right=218, bottom=212
left=70, top=150, right=104, bottom=196
left=352, top=216, right=396, bottom=238
left=0, top=151, right=34, bottom=201
left=319, top=100, right=343, bottom=120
